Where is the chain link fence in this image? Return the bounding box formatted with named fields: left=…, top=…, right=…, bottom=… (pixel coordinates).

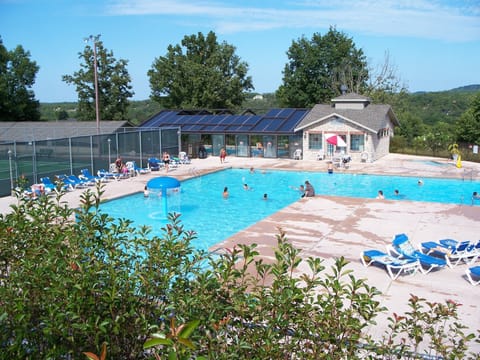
left=0, top=127, right=180, bottom=197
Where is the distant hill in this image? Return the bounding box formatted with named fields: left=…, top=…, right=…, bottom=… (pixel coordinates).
left=412, top=84, right=480, bottom=94
left=447, top=84, right=480, bottom=93
left=405, top=86, right=477, bottom=125
left=39, top=85, right=479, bottom=125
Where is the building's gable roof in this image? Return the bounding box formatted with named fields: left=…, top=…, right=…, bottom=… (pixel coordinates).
left=0, top=120, right=130, bottom=143
left=297, top=112, right=377, bottom=133
left=141, top=108, right=309, bottom=134
left=295, top=103, right=399, bottom=132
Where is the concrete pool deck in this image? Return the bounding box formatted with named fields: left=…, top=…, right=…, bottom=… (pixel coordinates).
left=1, top=153, right=480, bottom=350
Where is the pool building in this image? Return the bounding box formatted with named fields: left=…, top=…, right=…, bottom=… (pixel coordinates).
left=141, top=92, right=399, bottom=163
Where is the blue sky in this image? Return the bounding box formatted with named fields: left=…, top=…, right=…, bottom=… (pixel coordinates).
left=1, top=0, right=479, bottom=103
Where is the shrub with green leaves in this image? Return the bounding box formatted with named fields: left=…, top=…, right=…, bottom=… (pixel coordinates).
left=0, top=186, right=478, bottom=359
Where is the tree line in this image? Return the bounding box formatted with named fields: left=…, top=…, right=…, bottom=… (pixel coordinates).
left=1, top=28, right=479, bottom=152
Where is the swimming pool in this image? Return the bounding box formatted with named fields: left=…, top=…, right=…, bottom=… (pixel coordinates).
left=99, top=169, right=480, bottom=251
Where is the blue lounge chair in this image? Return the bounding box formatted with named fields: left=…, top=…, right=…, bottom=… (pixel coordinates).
left=361, top=249, right=420, bottom=280
left=41, top=176, right=71, bottom=192
left=421, top=239, right=478, bottom=268
left=451, top=238, right=480, bottom=254
left=24, top=183, right=51, bottom=199
left=465, top=266, right=480, bottom=286
left=58, top=174, right=94, bottom=188
left=97, top=169, right=123, bottom=181
left=40, top=177, right=57, bottom=192
left=80, top=168, right=104, bottom=183
left=57, top=174, right=82, bottom=189
left=147, top=157, right=162, bottom=171
left=387, top=233, right=447, bottom=274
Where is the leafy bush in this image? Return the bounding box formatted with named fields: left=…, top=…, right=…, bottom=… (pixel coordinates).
left=1, top=186, right=479, bottom=359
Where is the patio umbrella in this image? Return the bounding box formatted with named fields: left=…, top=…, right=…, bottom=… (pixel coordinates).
left=326, top=134, right=347, bottom=147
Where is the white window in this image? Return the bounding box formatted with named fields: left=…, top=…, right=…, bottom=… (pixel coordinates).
left=350, top=134, right=364, bottom=151
left=308, top=134, right=323, bottom=150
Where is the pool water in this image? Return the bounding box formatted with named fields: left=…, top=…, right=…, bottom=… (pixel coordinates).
left=416, top=160, right=454, bottom=167
left=99, top=169, right=480, bottom=251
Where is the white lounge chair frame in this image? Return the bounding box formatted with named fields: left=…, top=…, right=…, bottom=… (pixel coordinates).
left=465, top=266, right=480, bottom=286
left=361, top=250, right=420, bottom=280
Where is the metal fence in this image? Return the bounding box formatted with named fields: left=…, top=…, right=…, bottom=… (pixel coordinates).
left=0, top=127, right=180, bottom=197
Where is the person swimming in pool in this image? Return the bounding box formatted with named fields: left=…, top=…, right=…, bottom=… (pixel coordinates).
left=243, top=183, right=252, bottom=191
left=472, top=191, right=480, bottom=205
left=290, top=184, right=305, bottom=197
left=223, top=187, right=229, bottom=198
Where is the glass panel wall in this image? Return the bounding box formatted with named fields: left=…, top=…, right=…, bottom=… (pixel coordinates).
left=250, top=135, right=263, bottom=157
left=277, top=135, right=290, bottom=158
left=290, top=134, right=303, bottom=158
left=212, top=134, right=225, bottom=157
left=263, top=135, right=276, bottom=158
left=225, top=134, right=236, bottom=156
left=236, top=135, right=249, bottom=157
left=200, top=134, right=212, bottom=156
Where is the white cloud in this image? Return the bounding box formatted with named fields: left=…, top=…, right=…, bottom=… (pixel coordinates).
left=106, top=0, right=480, bottom=42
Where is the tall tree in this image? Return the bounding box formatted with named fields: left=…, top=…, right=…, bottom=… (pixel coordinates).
left=0, top=37, right=40, bottom=121
left=365, top=51, right=408, bottom=105
left=454, top=92, right=480, bottom=144
left=276, top=27, right=368, bottom=108
left=423, top=121, right=454, bottom=155
left=148, top=31, right=254, bottom=110
left=62, top=39, right=133, bottom=121
left=395, top=111, right=426, bottom=147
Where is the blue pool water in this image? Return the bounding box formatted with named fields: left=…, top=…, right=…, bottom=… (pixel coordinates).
left=416, top=160, right=453, bottom=167
left=99, top=169, right=480, bottom=251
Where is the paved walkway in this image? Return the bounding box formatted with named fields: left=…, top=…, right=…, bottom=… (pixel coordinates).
left=2, top=153, right=480, bottom=351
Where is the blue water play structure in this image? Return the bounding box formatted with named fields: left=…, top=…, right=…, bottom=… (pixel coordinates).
left=147, top=177, right=181, bottom=218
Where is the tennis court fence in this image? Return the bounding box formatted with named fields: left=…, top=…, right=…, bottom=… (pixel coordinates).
left=0, top=127, right=180, bottom=197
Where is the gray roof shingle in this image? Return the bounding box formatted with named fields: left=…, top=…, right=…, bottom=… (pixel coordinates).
left=0, top=120, right=130, bottom=143
left=295, top=103, right=399, bottom=133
